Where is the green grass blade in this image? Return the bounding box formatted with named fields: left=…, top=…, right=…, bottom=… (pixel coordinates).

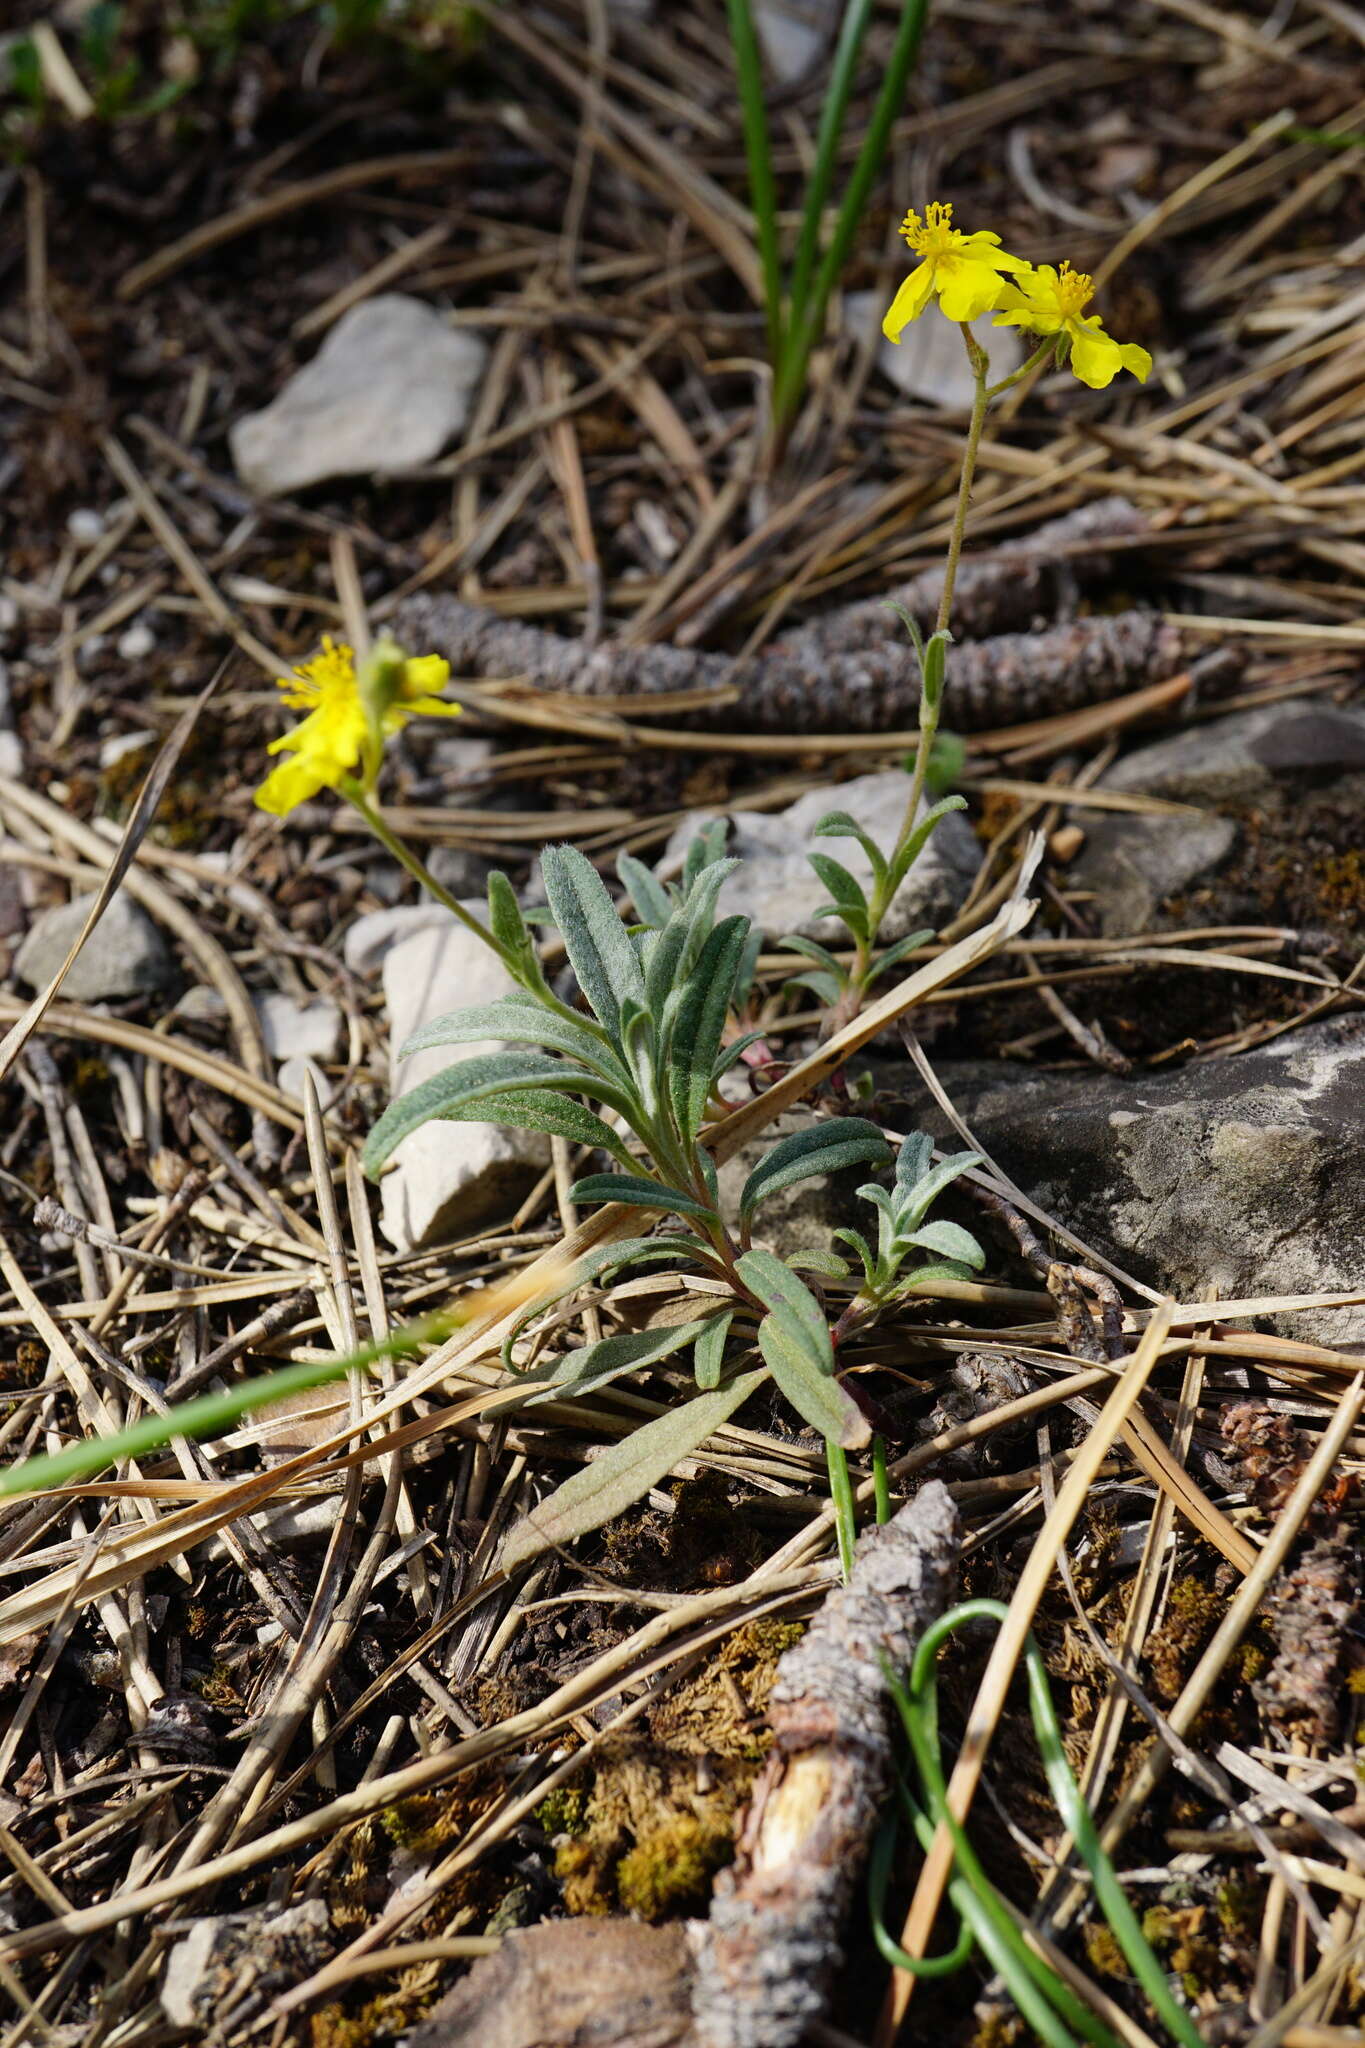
left=773, top=0, right=932, bottom=427
left=0, top=1315, right=451, bottom=1501
left=786, top=0, right=877, bottom=334
left=726, top=0, right=785, bottom=363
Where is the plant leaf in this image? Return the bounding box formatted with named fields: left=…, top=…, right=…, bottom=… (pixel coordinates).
left=778, top=933, right=844, bottom=974
left=807, top=851, right=870, bottom=920
left=786, top=969, right=844, bottom=1005
left=568, top=1174, right=716, bottom=1221
left=739, top=1118, right=892, bottom=1225
left=736, top=1247, right=833, bottom=1363
left=887, top=794, right=968, bottom=893
left=399, top=997, right=625, bottom=1081
left=901, top=1220, right=985, bottom=1269
left=868, top=929, right=934, bottom=984
left=617, top=851, right=674, bottom=930
left=812, top=809, right=889, bottom=892
left=756, top=1313, right=869, bottom=1448
left=542, top=843, right=644, bottom=1036
left=693, top=1309, right=734, bottom=1390
left=668, top=915, right=750, bottom=1142
left=711, top=1029, right=767, bottom=1083
left=364, top=1052, right=637, bottom=1177
left=501, top=1369, right=767, bottom=1569
left=898, top=1151, right=984, bottom=1230
left=521, top=1317, right=715, bottom=1405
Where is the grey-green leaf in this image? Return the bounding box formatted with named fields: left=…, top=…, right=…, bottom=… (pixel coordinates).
left=902, top=1219, right=985, bottom=1269
left=668, top=915, right=750, bottom=1142
left=568, top=1174, right=716, bottom=1221
left=364, top=1052, right=637, bottom=1177
left=617, top=852, right=674, bottom=931
left=738, top=1118, right=892, bottom=1225
left=692, top=1309, right=734, bottom=1390
left=542, top=843, right=644, bottom=1036
left=756, top=1314, right=869, bottom=1449
left=521, top=1317, right=714, bottom=1406
left=501, top=1369, right=767, bottom=1569
left=735, top=1247, right=833, bottom=1366
left=399, top=997, right=624, bottom=1080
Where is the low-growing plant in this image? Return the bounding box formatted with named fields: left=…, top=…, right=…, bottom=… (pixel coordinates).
left=872, top=1601, right=1204, bottom=2048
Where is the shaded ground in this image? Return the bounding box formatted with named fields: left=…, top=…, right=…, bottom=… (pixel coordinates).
left=2, top=3, right=1365, bottom=2045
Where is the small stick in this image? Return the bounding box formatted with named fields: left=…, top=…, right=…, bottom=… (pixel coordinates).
left=690, top=1482, right=961, bottom=2048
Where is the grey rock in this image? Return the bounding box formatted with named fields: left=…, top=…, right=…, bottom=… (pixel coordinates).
left=847, top=292, right=1023, bottom=409
left=276, top=1054, right=329, bottom=1105
left=116, top=620, right=156, bottom=661
left=344, top=902, right=451, bottom=976
left=378, top=908, right=550, bottom=1250
left=14, top=892, right=171, bottom=1002
left=1102, top=701, right=1365, bottom=805
left=253, top=991, right=343, bottom=1063
left=161, top=1899, right=330, bottom=2029
left=884, top=1017, right=1365, bottom=1345
left=1072, top=812, right=1237, bottom=935
left=755, top=0, right=836, bottom=80
left=230, top=295, right=487, bottom=498
left=663, top=771, right=979, bottom=942
left=428, top=844, right=495, bottom=899
left=1069, top=699, right=1365, bottom=932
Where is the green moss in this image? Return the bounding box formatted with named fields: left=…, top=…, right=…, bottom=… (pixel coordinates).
left=615, top=1814, right=732, bottom=1919
left=1083, top=1923, right=1129, bottom=1980
left=534, top=1785, right=587, bottom=1837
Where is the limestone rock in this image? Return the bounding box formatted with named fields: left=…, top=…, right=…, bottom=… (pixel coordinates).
left=1072, top=812, right=1237, bottom=935
left=663, top=771, right=978, bottom=943
left=755, top=0, right=837, bottom=81
left=1101, top=701, right=1365, bottom=806
left=883, top=1017, right=1365, bottom=1346
left=376, top=908, right=550, bottom=1250
left=161, top=1900, right=330, bottom=2029
left=846, top=292, right=1023, bottom=409
left=252, top=991, right=343, bottom=1063
left=14, top=891, right=171, bottom=1002
left=230, top=295, right=487, bottom=498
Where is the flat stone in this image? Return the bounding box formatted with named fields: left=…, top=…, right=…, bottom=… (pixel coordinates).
left=846, top=292, right=1023, bottom=408
left=755, top=0, right=837, bottom=80
left=252, top=991, right=343, bottom=1063
left=1072, top=812, right=1237, bottom=935
left=662, top=771, right=979, bottom=943
left=377, top=908, right=550, bottom=1250
left=162, top=1900, right=330, bottom=2030
left=14, top=891, right=171, bottom=1002
left=882, top=1017, right=1365, bottom=1346
left=1102, top=701, right=1365, bottom=805
left=344, top=903, right=451, bottom=976
left=230, top=295, right=488, bottom=498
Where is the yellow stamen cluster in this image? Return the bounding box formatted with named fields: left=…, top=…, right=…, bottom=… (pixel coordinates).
left=255, top=637, right=460, bottom=817
left=883, top=203, right=1151, bottom=391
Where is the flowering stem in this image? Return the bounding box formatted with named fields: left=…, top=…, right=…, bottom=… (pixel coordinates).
left=343, top=783, right=502, bottom=953
left=933, top=325, right=991, bottom=636
left=984, top=335, right=1056, bottom=401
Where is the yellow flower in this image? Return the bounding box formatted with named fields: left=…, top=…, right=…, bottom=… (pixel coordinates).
left=992, top=260, right=1152, bottom=389
left=883, top=202, right=1027, bottom=340
left=255, top=637, right=460, bottom=816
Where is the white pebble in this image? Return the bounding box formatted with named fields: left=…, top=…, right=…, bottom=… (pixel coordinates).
left=117, top=621, right=156, bottom=661
left=67, top=508, right=105, bottom=545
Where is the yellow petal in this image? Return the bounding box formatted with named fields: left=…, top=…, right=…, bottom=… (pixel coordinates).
left=1067, top=324, right=1123, bottom=388
left=962, top=234, right=1028, bottom=272
left=1117, top=342, right=1153, bottom=383
left=407, top=696, right=463, bottom=719
left=935, top=255, right=1011, bottom=323
left=401, top=654, right=452, bottom=697
left=882, top=261, right=936, bottom=341
left=255, top=755, right=330, bottom=814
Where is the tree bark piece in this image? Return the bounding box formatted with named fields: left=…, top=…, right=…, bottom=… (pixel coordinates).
left=394, top=588, right=1183, bottom=734
left=688, top=1481, right=961, bottom=2048
left=790, top=495, right=1148, bottom=654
